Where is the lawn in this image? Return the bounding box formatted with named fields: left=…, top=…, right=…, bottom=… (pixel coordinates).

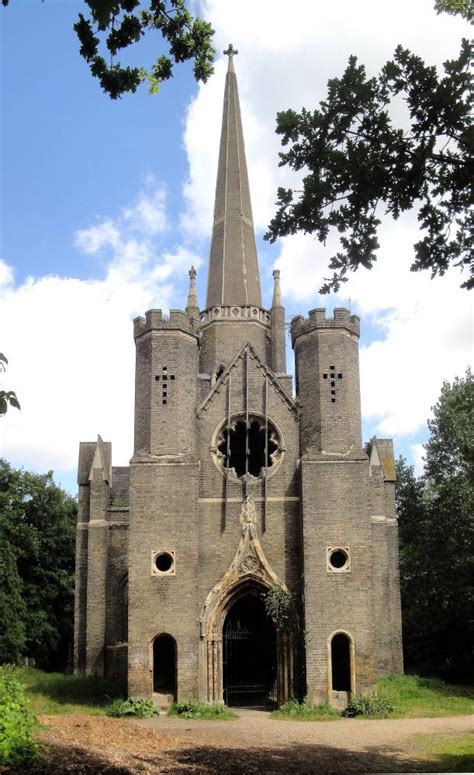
left=377, top=674, right=474, bottom=718
left=415, top=732, right=474, bottom=773
left=15, top=667, right=123, bottom=716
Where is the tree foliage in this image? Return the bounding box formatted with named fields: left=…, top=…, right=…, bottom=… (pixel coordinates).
left=396, top=369, right=474, bottom=680
left=2, top=0, right=215, bottom=99
left=0, top=354, right=20, bottom=416
left=435, top=0, right=473, bottom=21
left=0, top=460, right=77, bottom=670
left=266, top=35, right=473, bottom=293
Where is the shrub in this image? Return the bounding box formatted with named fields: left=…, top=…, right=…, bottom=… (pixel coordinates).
left=273, top=698, right=340, bottom=720
left=105, top=697, right=159, bottom=718
left=344, top=694, right=394, bottom=718
left=170, top=698, right=237, bottom=719
left=0, top=667, right=38, bottom=765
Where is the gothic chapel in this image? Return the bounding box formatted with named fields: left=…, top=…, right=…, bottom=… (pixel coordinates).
left=74, top=47, right=403, bottom=707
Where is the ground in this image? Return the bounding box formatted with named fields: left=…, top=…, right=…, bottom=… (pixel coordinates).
left=4, top=710, right=473, bottom=774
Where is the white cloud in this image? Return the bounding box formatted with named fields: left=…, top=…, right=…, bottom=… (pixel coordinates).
left=0, top=184, right=203, bottom=473
left=75, top=220, right=121, bottom=255
left=411, top=443, right=426, bottom=477
left=0, top=259, right=14, bottom=287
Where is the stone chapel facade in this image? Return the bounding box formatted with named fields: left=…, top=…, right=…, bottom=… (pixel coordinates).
left=74, top=50, right=403, bottom=707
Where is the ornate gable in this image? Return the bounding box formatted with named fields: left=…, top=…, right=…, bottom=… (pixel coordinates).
left=196, top=342, right=297, bottom=419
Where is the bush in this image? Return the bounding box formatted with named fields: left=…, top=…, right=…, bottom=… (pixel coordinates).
left=105, top=697, right=159, bottom=719
left=0, top=667, right=38, bottom=765
left=170, top=698, right=237, bottom=719
left=344, top=694, right=394, bottom=718
left=273, top=698, right=340, bottom=720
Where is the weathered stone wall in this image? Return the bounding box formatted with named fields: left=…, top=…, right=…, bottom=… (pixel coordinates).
left=127, top=460, right=200, bottom=698
left=301, top=456, right=376, bottom=702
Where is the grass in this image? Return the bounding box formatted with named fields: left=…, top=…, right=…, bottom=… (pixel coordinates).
left=414, top=732, right=474, bottom=772
left=271, top=699, right=341, bottom=721
left=271, top=675, right=474, bottom=722
left=168, top=699, right=238, bottom=720
left=377, top=674, right=474, bottom=718
left=15, top=667, right=124, bottom=716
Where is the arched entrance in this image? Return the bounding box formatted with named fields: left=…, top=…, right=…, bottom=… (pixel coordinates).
left=153, top=634, right=177, bottom=700
left=223, top=594, right=276, bottom=707
left=331, top=632, right=352, bottom=692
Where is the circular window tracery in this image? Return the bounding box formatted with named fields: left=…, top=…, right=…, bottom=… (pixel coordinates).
left=212, top=414, right=283, bottom=481
left=327, top=547, right=350, bottom=572
left=152, top=550, right=175, bottom=576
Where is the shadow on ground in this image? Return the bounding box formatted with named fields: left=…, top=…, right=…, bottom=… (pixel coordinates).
left=3, top=738, right=466, bottom=774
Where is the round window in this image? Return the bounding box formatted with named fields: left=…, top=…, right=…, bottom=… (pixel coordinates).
left=328, top=548, right=350, bottom=571
left=212, top=414, right=283, bottom=481
left=153, top=551, right=175, bottom=575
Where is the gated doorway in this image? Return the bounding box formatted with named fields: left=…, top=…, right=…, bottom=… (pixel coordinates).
left=223, top=594, right=276, bottom=706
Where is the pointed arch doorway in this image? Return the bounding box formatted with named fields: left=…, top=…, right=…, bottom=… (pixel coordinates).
left=223, top=593, right=276, bottom=707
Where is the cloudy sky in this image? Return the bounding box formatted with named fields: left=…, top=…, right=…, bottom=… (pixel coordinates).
left=1, top=0, right=471, bottom=494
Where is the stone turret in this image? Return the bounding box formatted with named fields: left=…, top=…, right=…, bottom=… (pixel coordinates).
left=133, top=309, right=199, bottom=457
left=292, top=308, right=362, bottom=455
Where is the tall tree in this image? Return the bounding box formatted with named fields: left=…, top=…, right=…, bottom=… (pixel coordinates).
left=396, top=369, right=474, bottom=679
left=0, top=461, right=77, bottom=671
left=2, top=0, right=215, bottom=100
left=265, top=7, right=473, bottom=293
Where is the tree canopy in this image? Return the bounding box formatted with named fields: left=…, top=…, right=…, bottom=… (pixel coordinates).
left=265, top=16, right=473, bottom=293
left=0, top=461, right=77, bottom=670
left=2, top=0, right=215, bottom=100
left=396, top=369, right=474, bottom=680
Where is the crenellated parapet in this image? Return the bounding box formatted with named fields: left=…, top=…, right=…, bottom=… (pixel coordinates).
left=133, top=308, right=198, bottom=341
left=199, top=305, right=271, bottom=327
left=291, top=307, right=360, bottom=346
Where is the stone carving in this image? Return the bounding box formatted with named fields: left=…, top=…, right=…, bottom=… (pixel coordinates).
left=240, top=495, right=257, bottom=528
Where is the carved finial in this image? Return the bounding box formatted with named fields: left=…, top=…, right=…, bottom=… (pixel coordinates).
left=186, top=265, right=199, bottom=319
left=224, top=43, right=238, bottom=72
left=272, top=268, right=283, bottom=307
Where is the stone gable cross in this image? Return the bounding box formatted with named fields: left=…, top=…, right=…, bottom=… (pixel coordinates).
left=224, top=44, right=238, bottom=60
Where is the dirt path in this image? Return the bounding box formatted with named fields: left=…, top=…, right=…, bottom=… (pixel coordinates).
left=9, top=710, right=474, bottom=774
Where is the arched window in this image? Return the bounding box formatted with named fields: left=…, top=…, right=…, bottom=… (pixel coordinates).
left=213, top=363, right=226, bottom=383
left=331, top=632, right=352, bottom=692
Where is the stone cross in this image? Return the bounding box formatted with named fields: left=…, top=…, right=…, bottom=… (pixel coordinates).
left=224, top=44, right=239, bottom=60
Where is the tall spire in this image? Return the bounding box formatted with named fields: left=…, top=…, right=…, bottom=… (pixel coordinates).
left=205, top=45, right=262, bottom=309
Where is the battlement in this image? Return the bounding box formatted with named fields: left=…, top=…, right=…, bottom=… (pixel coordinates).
left=133, top=308, right=198, bottom=340
left=291, top=307, right=360, bottom=345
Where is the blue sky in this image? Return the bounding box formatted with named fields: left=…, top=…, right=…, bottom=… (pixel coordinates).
left=1, top=0, right=472, bottom=495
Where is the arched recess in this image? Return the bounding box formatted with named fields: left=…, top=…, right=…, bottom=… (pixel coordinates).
left=152, top=633, right=177, bottom=700
left=200, top=576, right=291, bottom=706
left=117, top=574, right=128, bottom=643
left=328, top=630, right=355, bottom=697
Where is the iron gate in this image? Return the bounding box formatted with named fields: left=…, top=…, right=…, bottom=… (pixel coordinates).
left=223, top=598, right=276, bottom=707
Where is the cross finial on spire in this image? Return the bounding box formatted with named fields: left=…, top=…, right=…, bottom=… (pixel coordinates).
left=224, top=43, right=238, bottom=59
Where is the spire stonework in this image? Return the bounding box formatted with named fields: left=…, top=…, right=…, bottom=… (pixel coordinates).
left=205, top=46, right=262, bottom=308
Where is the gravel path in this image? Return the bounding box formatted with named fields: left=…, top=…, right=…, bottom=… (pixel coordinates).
left=13, top=711, right=473, bottom=774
